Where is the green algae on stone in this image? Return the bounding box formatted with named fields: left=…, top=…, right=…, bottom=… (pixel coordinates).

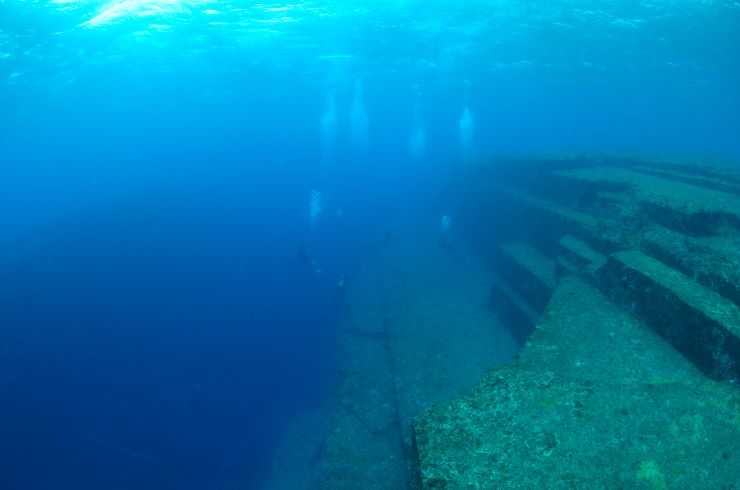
left=636, top=460, right=667, bottom=490
left=414, top=277, right=740, bottom=489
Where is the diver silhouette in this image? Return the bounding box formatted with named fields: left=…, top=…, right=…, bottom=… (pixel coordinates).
left=297, top=242, right=322, bottom=274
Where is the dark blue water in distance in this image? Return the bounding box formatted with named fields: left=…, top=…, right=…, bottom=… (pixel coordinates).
left=0, top=1, right=739, bottom=489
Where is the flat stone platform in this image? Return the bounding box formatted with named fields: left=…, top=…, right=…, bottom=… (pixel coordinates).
left=415, top=277, right=740, bottom=489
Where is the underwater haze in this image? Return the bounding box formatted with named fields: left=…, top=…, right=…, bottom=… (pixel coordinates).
left=1, top=1, right=739, bottom=489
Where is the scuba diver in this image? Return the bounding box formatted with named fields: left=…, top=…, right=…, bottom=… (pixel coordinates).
left=297, top=242, right=322, bottom=274
left=333, top=271, right=350, bottom=306
left=382, top=228, right=398, bottom=245
left=439, top=215, right=456, bottom=255
left=439, top=234, right=457, bottom=255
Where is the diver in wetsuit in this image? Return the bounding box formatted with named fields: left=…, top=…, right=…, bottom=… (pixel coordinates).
left=439, top=215, right=456, bottom=255
left=297, top=242, right=322, bottom=274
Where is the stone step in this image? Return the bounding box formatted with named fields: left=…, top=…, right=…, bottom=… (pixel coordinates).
left=555, top=234, right=607, bottom=283
left=641, top=224, right=740, bottom=307
left=489, top=184, right=618, bottom=253
left=498, top=242, right=556, bottom=313
left=601, top=249, right=740, bottom=381
left=627, top=156, right=740, bottom=187
left=555, top=254, right=580, bottom=278
left=489, top=270, right=538, bottom=344
left=414, top=277, right=740, bottom=489
left=557, top=233, right=606, bottom=270
left=549, top=166, right=740, bottom=236
left=491, top=183, right=597, bottom=230
left=632, top=165, right=740, bottom=196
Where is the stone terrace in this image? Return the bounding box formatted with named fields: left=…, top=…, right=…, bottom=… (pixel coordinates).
left=415, top=155, right=740, bottom=489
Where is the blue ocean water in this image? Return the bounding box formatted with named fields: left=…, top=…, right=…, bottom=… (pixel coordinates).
left=0, top=1, right=738, bottom=489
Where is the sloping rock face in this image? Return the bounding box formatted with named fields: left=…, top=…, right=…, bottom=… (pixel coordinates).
left=313, top=235, right=519, bottom=489
left=415, top=156, right=740, bottom=489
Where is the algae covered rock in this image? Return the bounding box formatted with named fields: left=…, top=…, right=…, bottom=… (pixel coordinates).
left=414, top=277, right=740, bottom=489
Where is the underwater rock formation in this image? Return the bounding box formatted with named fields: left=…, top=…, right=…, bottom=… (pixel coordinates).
left=270, top=155, right=740, bottom=489
left=414, top=155, right=740, bottom=488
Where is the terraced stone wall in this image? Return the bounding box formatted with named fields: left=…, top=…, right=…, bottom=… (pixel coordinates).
left=414, top=155, right=740, bottom=489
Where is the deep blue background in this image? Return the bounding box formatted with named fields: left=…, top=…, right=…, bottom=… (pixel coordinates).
left=0, top=69, right=434, bottom=489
